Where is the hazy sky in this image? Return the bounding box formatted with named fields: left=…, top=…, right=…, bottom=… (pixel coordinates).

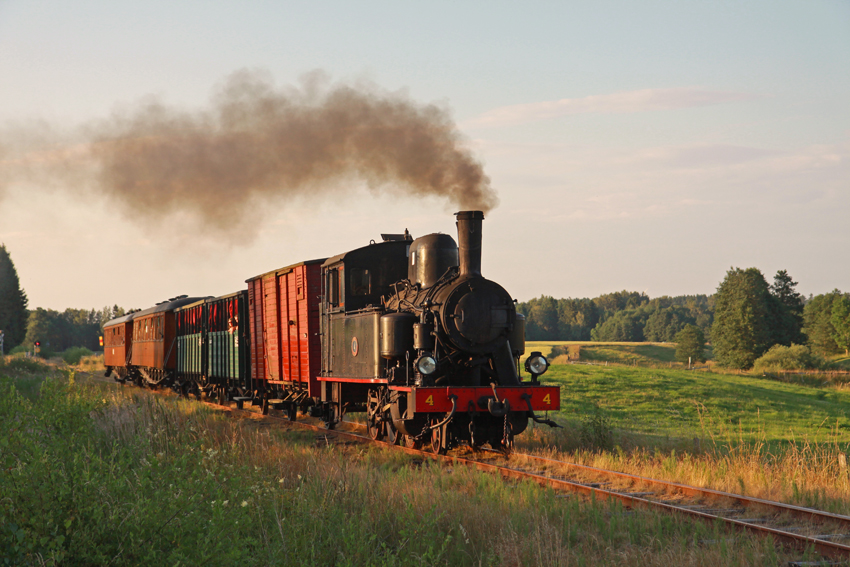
left=1, top=0, right=848, bottom=311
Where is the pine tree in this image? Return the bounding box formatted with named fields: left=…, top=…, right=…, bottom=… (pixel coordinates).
left=769, top=269, right=805, bottom=345
left=711, top=267, right=776, bottom=369
left=0, top=244, right=29, bottom=351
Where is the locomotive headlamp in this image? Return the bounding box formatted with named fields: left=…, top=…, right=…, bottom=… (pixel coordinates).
left=524, top=352, right=549, bottom=379
left=416, top=354, right=438, bottom=375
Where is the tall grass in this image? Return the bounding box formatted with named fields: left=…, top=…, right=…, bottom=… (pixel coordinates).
left=0, top=367, right=809, bottom=566
left=519, top=410, right=850, bottom=516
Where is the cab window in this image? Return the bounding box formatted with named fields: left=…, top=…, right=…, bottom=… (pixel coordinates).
left=328, top=268, right=340, bottom=307
left=350, top=268, right=371, bottom=296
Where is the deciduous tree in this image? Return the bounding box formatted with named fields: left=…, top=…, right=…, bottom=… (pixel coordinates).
left=831, top=296, right=850, bottom=356
left=675, top=324, right=706, bottom=364
left=803, top=290, right=844, bottom=355
left=644, top=306, right=695, bottom=342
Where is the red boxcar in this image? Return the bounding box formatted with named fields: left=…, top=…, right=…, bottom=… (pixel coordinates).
left=246, top=260, right=324, bottom=401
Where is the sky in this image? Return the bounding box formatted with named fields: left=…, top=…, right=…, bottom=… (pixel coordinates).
left=0, top=0, right=848, bottom=311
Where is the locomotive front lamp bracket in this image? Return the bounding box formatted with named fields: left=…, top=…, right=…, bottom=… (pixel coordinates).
left=524, top=351, right=549, bottom=383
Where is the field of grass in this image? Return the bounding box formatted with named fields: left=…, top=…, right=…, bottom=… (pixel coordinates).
left=2, top=357, right=810, bottom=566
left=537, top=363, right=850, bottom=446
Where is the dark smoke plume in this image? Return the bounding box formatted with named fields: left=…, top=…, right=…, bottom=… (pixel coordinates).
left=26, top=70, right=494, bottom=238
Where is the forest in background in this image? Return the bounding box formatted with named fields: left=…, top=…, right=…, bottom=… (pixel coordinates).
left=517, top=269, right=850, bottom=370
left=516, top=291, right=714, bottom=343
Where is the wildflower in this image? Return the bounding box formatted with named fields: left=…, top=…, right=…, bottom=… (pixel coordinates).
left=241, top=501, right=248, bottom=507
left=278, top=478, right=285, bottom=484
left=222, top=500, right=229, bottom=506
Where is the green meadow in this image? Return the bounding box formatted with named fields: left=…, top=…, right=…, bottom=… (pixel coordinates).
left=525, top=341, right=850, bottom=450
left=541, top=364, right=850, bottom=447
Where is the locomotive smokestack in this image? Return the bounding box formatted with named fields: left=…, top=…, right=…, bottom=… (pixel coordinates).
left=455, top=210, right=484, bottom=278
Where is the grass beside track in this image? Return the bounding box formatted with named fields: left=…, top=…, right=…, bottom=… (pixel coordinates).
left=0, top=357, right=816, bottom=566
left=515, top=345, right=850, bottom=516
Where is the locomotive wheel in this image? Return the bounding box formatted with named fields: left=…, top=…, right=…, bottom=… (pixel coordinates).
left=430, top=420, right=447, bottom=455
left=365, top=389, right=384, bottom=441
left=385, top=417, right=400, bottom=445
left=403, top=435, right=422, bottom=450
left=366, top=416, right=384, bottom=441
left=323, top=404, right=336, bottom=430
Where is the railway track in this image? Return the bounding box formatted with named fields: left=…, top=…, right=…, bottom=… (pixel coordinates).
left=213, top=400, right=850, bottom=564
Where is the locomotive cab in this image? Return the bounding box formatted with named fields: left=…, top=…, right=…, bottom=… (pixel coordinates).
left=318, top=237, right=411, bottom=423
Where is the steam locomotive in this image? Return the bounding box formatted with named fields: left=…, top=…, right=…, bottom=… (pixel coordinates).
left=103, top=211, right=560, bottom=453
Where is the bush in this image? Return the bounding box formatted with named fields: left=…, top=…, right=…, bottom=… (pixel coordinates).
left=2, top=357, right=45, bottom=375
left=61, top=346, right=93, bottom=365
left=579, top=407, right=614, bottom=452
left=752, top=344, right=825, bottom=373
left=35, top=347, right=56, bottom=360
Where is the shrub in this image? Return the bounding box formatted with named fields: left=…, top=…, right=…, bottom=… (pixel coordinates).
left=548, top=344, right=580, bottom=361
left=752, top=344, right=825, bottom=373
left=61, top=346, right=93, bottom=365
left=36, top=347, right=56, bottom=359
left=579, top=407, right=614, bottom=452
left=4, top=357, right=45, bottom=375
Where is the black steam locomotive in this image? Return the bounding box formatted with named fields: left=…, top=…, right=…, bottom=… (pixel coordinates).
left=104, top=211, right=560, bottom=453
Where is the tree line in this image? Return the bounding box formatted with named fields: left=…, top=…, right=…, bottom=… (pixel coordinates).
left=517, top=268, right=850, bottom=370
left=21, top=306, right=128, bottom=354
left=517, top=291, right=715, bottom=343
left=1, top=243, right=129, bottom=355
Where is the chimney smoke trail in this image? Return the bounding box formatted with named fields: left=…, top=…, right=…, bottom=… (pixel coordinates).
left=0, top=70, right=498, bottom=241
